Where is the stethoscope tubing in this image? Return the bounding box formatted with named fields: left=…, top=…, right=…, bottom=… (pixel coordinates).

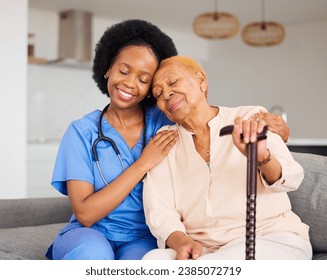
left=92, top=104, right=146, bottom=185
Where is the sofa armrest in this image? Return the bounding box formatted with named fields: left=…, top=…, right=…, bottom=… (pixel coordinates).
left=0, top=197, right=72, bottom=228
left=289, top=152, right=327, bottom=255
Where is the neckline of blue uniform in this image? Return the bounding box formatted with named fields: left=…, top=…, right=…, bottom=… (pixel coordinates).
left=99, top=106, right=147, bottom=154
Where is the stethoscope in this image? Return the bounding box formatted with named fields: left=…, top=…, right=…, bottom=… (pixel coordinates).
left=92, top=104, right=146, bottom=185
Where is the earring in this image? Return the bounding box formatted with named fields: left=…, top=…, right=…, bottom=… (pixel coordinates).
left=201, top=87, right=205, bottom=92
left=104, top=72, right=109, bottom=79
left=146, top=93, right=151, bottom=99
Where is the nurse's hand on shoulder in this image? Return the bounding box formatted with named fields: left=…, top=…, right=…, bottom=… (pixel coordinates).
left=138, top=129, right=178, bottom=171
left=252, top=111, right=290, bottom=142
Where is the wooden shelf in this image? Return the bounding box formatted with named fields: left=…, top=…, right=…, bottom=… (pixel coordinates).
left=28, top=56, right=48, bottom=64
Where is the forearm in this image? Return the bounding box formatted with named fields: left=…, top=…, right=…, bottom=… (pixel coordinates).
left=257, top=149, right=282, bottom=185
left=70, top=161, right=149, bottom=227
left=255, top=129, right=305, bottom=192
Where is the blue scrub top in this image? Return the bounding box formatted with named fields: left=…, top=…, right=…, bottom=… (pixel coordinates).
left=51, top=105, right=172, bottom=242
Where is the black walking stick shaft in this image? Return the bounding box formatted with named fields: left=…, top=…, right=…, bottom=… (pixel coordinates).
left=219, top=125, right=267, bottom=260
left=246, top=142, right=257, bottom=259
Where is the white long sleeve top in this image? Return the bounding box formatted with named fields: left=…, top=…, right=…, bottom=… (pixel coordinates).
left=143, top=105, right=309, bottom=251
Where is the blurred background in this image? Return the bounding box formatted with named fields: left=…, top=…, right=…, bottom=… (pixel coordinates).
left=1, top=0, right=327, bottom=198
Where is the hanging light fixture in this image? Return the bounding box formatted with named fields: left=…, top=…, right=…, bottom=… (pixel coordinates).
left=193, top=0, right=240, bottom=39
left=242, top=0, right=285, bottom=47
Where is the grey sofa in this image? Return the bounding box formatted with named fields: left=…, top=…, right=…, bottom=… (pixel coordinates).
left=0, top=152, right=326, bottom=260
left=0, top=197, right=71, bottom=259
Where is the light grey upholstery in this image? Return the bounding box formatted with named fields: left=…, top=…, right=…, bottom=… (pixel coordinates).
left=0, top=197, right=71, bottom=260
left=288, top=152, right=327, bottom=259
left=0, top=152, right=326, bottom=260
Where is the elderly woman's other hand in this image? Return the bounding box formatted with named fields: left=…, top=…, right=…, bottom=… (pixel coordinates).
left=166, top=231, right=203, bottom=260
left=252, top=111, right=290, bottom=142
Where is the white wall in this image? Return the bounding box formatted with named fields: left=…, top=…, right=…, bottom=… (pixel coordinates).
left=206, top=20, right=327, bottom=139
left=0, top=0, right=27, bottom=198
left=27, top=8, right=58, bottom=60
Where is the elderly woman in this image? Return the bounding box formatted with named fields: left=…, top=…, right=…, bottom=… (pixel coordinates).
left=142, top=56, right=312, bottom=260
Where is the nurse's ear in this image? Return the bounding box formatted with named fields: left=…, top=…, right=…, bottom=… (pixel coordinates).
left=196, top=71, right=208, bottom=97
left=104, top=70, right=110, bottom=79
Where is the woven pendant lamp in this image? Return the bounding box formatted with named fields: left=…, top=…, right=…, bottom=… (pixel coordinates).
left=193, top=0, right=239, bottom=39
left=242, top=0, right=285, bottom=46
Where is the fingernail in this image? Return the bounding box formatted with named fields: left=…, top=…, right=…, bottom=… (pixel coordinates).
left=193, top=253, right=199, bottom=259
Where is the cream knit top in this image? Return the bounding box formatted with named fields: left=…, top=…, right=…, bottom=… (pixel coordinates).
left=143, top=105, right=309, bottom=251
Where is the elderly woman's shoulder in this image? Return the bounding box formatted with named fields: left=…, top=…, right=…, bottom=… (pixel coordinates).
left=219, top=105, right=267, bottom=119
left=157, top=124, right=177, bottom=134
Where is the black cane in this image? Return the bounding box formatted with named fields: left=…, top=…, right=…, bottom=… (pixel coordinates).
left=245, top=141, right=257, bottom=259
left=219, top=125, right=268, bottom=260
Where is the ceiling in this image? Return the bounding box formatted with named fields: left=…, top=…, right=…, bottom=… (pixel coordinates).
left=29, top=0, right=327, bottom=32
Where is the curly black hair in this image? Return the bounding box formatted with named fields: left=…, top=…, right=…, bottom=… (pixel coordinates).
left=92, top=19, right=178, bottom=107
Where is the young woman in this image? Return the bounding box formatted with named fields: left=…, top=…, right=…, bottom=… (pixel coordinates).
left=45, top=19, right=178, bottom=260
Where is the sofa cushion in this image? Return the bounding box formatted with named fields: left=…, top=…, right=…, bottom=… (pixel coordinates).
left=313, top=253, right=327, bottom=260
left=289, top=152, right=327, bottom=255
left=0, top=197, right=71, bottom=228
left=0, top=223, right=66, bottom=260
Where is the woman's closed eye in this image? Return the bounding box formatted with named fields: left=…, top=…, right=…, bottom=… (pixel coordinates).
left=153, top=87, right=163, bottom=99
left=169, top=79, right=177, bottom=86
left=120, top=69, right=128, bottom=75
left=139, top=75, right=151, bottom=84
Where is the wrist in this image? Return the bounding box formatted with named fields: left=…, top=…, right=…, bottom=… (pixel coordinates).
left=133, top=159, right=149, bottom=178
left=257, top=149, right=272, bottom=167
left=166, top=231, right=188, bottom=248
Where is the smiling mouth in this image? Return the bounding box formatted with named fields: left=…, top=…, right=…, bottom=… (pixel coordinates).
left=117, top=88, right=134, bottom=100
left=168, top=99, right=182, bottom=112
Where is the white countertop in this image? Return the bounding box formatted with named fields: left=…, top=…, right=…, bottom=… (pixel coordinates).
left=287, top=138, right=327, bottom=146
